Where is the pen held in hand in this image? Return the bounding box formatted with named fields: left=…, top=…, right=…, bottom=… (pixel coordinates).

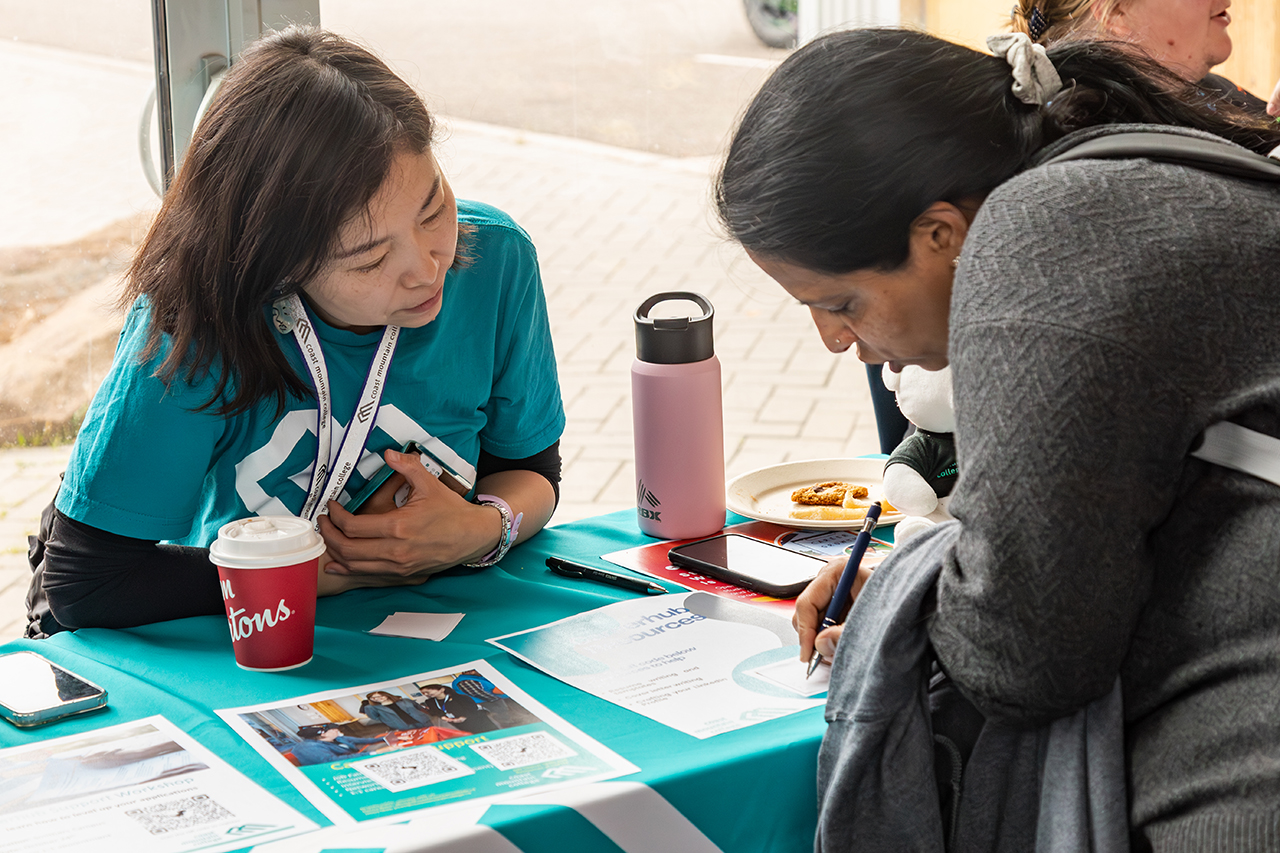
left=806, top=502, right=882, bottom=679
left=546, top=557, right=667, bottom=595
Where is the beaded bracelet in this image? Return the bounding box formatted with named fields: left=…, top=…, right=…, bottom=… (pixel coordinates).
left=463, top=494, right=524, bottom=568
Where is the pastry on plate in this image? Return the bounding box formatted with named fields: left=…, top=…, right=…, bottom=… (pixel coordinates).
left=789, top=505, right=870, bottom=521
left=790, top=480, right=870, bottom=506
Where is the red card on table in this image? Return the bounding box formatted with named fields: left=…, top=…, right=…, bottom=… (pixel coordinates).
left=602, top=520, right=892, bottom=617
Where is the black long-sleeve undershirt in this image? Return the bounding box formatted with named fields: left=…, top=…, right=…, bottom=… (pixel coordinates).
left=39, top=442, right=562, bottom=632
left=42, top=516, right=223, bottom=630
left=478, top=443, right=562, bottom=506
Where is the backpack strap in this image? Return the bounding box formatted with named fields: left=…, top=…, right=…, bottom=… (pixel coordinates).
left=1192, top=422, right=1280, bottom=489
left=1044, top=130, right=1280, bottom=489
left=1039, top=131, right=1280, bottom=182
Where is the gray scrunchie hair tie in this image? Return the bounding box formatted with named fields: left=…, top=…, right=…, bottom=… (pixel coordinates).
left=987, top=32, right=1063, bottom=106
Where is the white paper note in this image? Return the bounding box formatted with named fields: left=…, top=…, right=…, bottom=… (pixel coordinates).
left=746, top=657, right=831, bottom=697
left=369, top=611, right=465, bottom=640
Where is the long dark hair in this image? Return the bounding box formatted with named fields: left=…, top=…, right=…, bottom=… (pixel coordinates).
left=124, top=26, right=437, bottom=416
left=715, top=28, right=1280, bottom=274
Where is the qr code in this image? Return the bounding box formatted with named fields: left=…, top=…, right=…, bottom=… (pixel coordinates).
left=470, top=732, right=577, bottom=770
left=124, top=794, right=233, bottom=835
left=351, top=746, right=474, bottom=792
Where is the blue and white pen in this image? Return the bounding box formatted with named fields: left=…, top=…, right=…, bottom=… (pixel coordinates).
left=806, top=502, right=882, bottom=678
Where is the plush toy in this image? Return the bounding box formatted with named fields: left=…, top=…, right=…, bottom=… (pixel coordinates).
left=880, top=365, right=957, bottom=544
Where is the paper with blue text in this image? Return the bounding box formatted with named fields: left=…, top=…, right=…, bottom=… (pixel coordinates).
left=488, top=591, right=826, bottom=739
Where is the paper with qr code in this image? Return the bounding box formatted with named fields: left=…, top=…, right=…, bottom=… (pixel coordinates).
left=0, top=715, right=315, bottom=852
left=350, top=743, right=474, bottom=792
left=216, top=659, right=637, bottom=825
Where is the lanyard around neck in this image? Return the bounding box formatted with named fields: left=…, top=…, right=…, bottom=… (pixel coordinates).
left=274, top=293, right=400, bottom=522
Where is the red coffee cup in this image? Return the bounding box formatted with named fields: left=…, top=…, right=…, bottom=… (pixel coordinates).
left=208, top=516, right=326, bottom=671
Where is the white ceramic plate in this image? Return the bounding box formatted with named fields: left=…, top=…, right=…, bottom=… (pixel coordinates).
left=726, top=457, right=904, bottom=530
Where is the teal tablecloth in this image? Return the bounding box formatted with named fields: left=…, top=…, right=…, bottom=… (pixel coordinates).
left=0, top=510, right=826, bottom=853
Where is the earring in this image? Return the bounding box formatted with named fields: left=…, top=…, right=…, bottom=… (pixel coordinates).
left=951, top=256, right=960, bottom=270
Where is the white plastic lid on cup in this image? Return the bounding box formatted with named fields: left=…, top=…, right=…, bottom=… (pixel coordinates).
left=208, top=516, right=327, bottom=569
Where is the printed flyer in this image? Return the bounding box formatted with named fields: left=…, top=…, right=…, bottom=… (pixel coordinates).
left=216, top=659, right=637, bottom=826
left=0, top=715, right=315, bottom=853
left=488, top=591, right=828, bottom=739
left=602, top=519, right=892, bottom=616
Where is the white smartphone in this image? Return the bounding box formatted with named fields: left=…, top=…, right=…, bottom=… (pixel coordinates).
left=667, top=533, right=828, bottom=598
left=0, top=651, right=108, bottom=727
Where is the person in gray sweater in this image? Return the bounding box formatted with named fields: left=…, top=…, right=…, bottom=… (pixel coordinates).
left=715, top=27, right=1280, bottom=852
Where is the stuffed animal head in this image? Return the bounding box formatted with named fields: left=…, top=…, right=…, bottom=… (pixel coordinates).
left=880, top=365, right=955, bottom=433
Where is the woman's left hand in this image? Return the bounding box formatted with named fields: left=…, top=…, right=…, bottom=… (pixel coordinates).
left=793, top=554, right=873, bottom=665
left=317, top=449, right=502, bottom=579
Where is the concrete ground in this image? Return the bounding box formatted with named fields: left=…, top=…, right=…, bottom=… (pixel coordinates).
left=0, top=41, right=879, bottom=643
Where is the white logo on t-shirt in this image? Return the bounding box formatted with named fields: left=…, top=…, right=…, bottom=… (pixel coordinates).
left=234, top=404, right=435, bottom=516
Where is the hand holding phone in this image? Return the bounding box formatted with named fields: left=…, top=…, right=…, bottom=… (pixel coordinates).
left=667, top=533, right=827, bottom=598
left=320, top=442, right=492, bottom=585
left=347, top=441, right=473, bottom=515
left=0, top=651, right=108, bottom=727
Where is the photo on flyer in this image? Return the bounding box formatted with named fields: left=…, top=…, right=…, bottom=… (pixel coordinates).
left=215, top=659, right=638, bottom=825
left=0, top=715, right=315, bottom=853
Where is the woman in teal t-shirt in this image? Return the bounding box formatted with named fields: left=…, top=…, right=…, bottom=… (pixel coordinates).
left=28, top=27, right=564, bottom=635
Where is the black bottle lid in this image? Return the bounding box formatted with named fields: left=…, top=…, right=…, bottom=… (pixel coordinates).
left=634, top=292, right=715, bottom=365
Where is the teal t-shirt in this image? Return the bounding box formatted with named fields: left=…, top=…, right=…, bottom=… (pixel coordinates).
left=57, top=200, right=564, bottom=546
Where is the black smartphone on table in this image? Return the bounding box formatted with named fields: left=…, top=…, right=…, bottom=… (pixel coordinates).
left=667, top=533, right=828, bottom=598
left=0, top=651, right=108, bottom=727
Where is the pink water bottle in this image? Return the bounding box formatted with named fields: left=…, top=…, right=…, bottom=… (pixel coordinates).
left=631, top=292, right=726, bottom=539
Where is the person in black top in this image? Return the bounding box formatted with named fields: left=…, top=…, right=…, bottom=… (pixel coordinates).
left=418, top=684, right=496, bottom=734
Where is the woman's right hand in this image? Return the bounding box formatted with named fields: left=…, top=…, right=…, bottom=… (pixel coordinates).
left=317, top=449, right=506, bottom=579
left=315, top=551, right=427, bottom=596
left=793, top=554, right=874, bottom=665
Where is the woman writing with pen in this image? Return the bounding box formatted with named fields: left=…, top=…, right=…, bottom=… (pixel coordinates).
left=803, top=504, right=880, bottom=678
left=716, top=25, right=1280, bottom=849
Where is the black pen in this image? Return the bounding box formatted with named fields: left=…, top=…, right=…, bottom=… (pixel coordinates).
left=807, top=502, right=882, bottom=678
left=545, top=557, right=667, bottom=595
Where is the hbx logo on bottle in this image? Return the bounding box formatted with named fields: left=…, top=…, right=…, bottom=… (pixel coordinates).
left=637, top=479, right=662, bottom=521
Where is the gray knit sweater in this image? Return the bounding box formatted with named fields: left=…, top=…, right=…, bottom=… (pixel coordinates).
left=931, top=125, right=1280, bottom=850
